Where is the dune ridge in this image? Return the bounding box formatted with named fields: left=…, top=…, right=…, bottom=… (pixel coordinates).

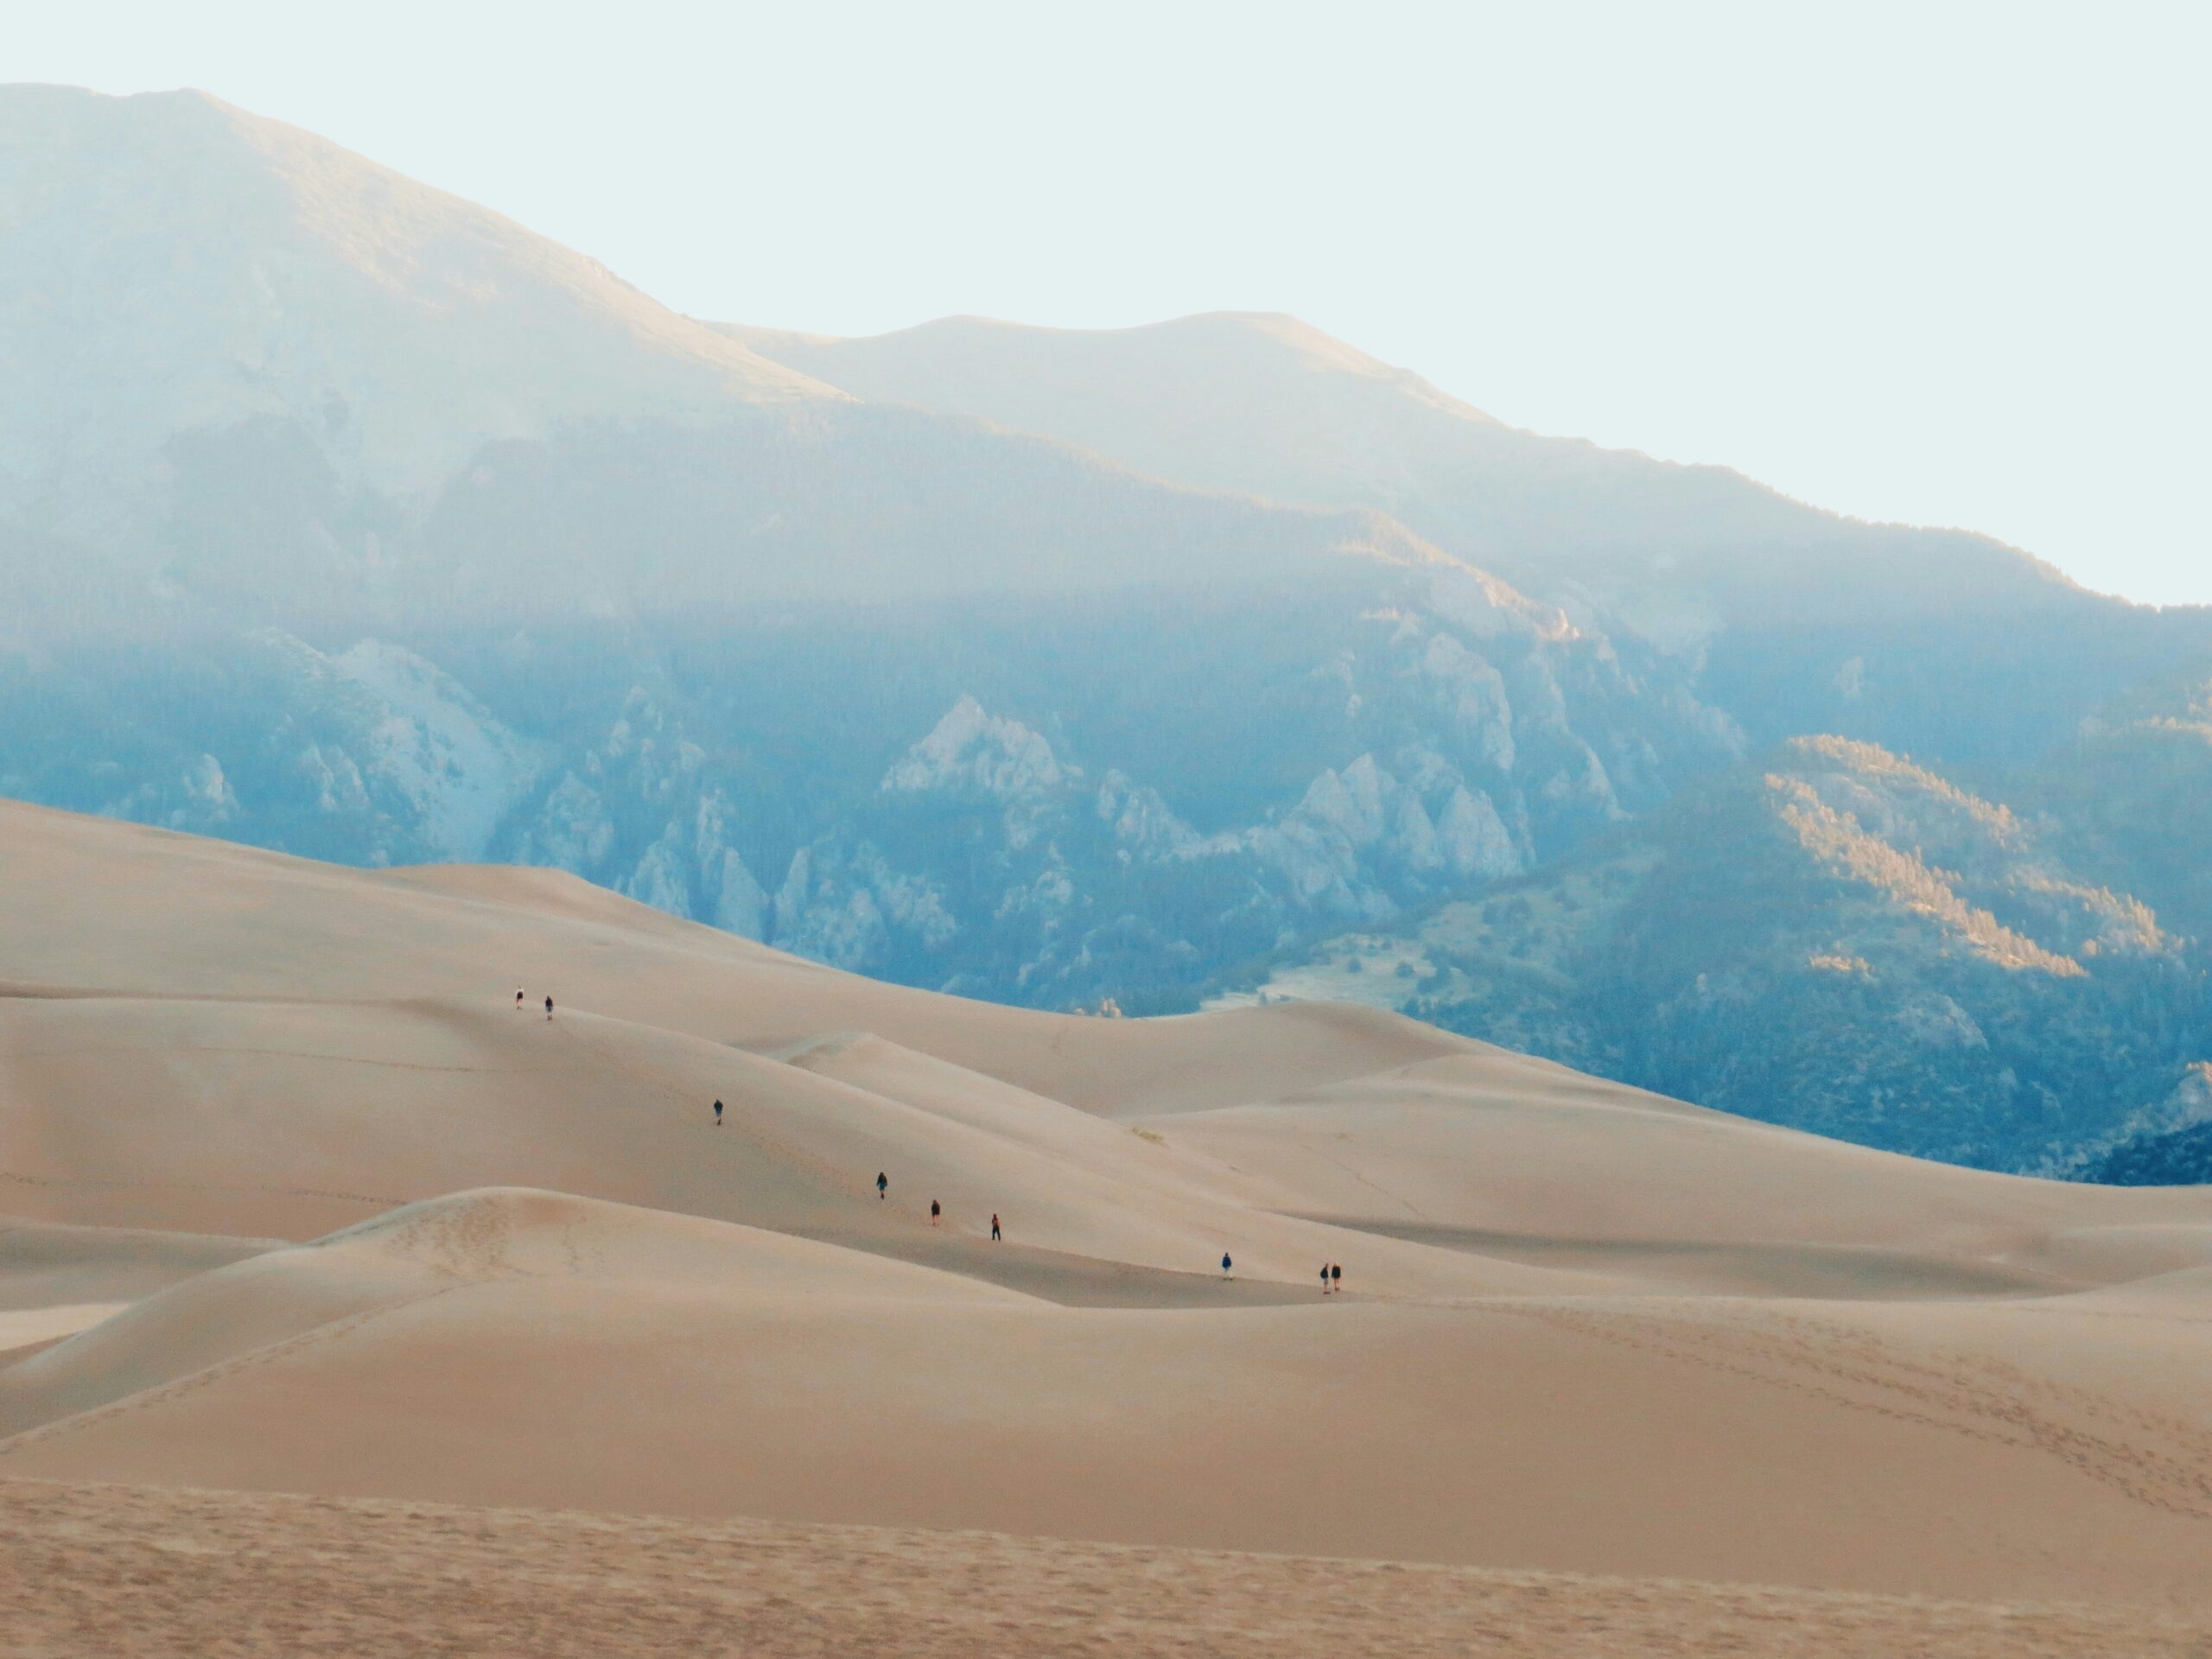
left=0, top=798, right=2207, bottom=1621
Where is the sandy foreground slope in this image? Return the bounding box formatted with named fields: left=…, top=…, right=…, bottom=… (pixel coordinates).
left=8, top=1478, right=2210, bottom=1659
left=1, top=799, right=2209, bottom=1634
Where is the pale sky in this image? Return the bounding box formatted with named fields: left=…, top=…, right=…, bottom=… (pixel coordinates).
left=11, top=1, right=2209, bottom=605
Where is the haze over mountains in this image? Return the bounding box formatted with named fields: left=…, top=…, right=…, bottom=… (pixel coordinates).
left=1, top=83, right=829, bottom=517
left=3, top=83, right=2209, bottom=1179
left=726, top=312, right=2075, bottom=630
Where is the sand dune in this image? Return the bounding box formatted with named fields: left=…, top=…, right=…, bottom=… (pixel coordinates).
left=0, top=994, right=1579, bottom=1300
left=1144, top=1053, right=2212, bottom=1292
left=14, top=1478, right=2209, bottom=1659
left=1, top=798, right=2209, bottom=1626
left=0, top=1217, right=275, bottom=1308
left=0, top=1174, right=2205, bottom=1607
left=0, top=1189, right=1034, bottom=1441
left=0, top=1217, right=277, bottom=1366
left=0, top=801, right=1471, bottom=1108
left=3, top=1187, right=2209, bottom=1606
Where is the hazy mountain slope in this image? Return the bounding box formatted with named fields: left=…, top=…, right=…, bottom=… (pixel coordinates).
left=1, top=540, right=1742, bottom=1007
left=5, top=83, right=1495, bottom=623
left=1222, top=735, right=2212, bottom=1170
left=406, top=407, right=1449, bottom=611
left=2024, top=668, right=2212, bottom=944
left=725, top=313, right=2076, bottom=627
left=0, top=105, right=1748, bottom=1019
left=3, top=86, right=2203, bottom=1177
left=0, top=84, right=832, bottom=530
left=0, top=84, right=1750, bottom=997
left=726, top=312, right=1519, bottom=510
left=730, top=314, right=2212, bottom=768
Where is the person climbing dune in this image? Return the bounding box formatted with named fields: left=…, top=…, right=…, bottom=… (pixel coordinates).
left=1321, top=1264, right=1332, bottom=1295
left=1332, top=1262, right=1343, bottom=1294
left=990, top=1213, right=1001, bottom=1242
left=876, top=1171, right=888, bottom=1201
left=930, top=1199, right=941, bottom=1225
left=544, top=995, right=554, bottom=1020
left=1221, top=1251, right=1233, bottom=1279
left=515, top=987, right=524, bottom=1011
left=713, top=1100, right=724, bottom=1128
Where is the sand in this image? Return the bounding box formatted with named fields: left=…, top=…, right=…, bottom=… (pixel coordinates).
left=0, top=798, right=2208, bottom=1643
left=7, top=1477, right=2208, bottom=1659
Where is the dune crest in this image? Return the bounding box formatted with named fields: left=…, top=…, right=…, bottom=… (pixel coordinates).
left=0, top=801, right=2207, bottom=1614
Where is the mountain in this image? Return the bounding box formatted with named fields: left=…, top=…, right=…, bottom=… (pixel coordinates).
left=2082, top=1067, right=2212, bottom=1184
left=732, top=313, right=2212, bottom=766
left=2024, top=668, right=2212, bottom=944
left=0, top=84, right=1743, bottom=1001
left=3, top=86, right=2209, bottom=1177
left=3, top=88, right=1476, bottom=625
left=1219, top=734, right=2212, bottom=1172
left=722, top=310, right=2066, bottom=634
left=0, top=85, right=829, bottom=530
left=2088, top=1125, right=2212, bottom=1185
left=1, top=565, right=1738, bottom=1006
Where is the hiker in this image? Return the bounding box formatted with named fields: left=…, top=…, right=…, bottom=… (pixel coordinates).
left=876, top=1172, right=888, bottom=1201
left=1221, top=1251, right=1233, bottom=1279
left=514, top=987, right=524, bottom=1011
left=713, top=1099, right=724, bottom=1128
left=1321, top=1264, right=1332, bottom=1295
left=544, top=995, right=554, bottom=1020
left=990, top=1213, right=1001, bottom=1242
left=930, top=1199, right=941, bottom=1226
left=1332, top=1262, right=1343, bottom=1294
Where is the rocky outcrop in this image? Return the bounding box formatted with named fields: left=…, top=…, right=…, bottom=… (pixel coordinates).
left=1238, top=736, right=2212, bottom=1173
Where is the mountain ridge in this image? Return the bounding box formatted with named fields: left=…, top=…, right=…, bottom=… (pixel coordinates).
left=3, top=86, right=2209, bottom=1178
left=721, top=308, right=2098, bottom=634
left=1216, top=729, right=2211, bottom=1172
left=0, top=83, right=837, bottom=523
